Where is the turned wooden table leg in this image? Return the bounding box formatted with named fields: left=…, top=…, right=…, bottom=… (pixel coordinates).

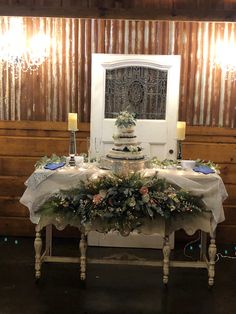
left=79, top=233, right=87, bottom=281
left=34, top=225, right=42, bottom=280
left=163, top=235, right=170, bottom=285
left=200, top=231, right=207, bottom=261
left=45, top=224, right=53, bottom=256
left=208, top=237, right=217, bottom=286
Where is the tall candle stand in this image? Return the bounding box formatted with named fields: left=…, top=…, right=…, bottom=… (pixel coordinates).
left=176, top=121, right=186, bottom=161
left=69, top=131, right=77, bottom=166
left=177, top=140, right=182, bottom=160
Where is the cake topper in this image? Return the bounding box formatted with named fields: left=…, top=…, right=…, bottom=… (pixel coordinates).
left=115, top=110, right=137, bottom=129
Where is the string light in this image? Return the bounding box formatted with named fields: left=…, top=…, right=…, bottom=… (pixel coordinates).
left=183, top=233, right=236, bottom=262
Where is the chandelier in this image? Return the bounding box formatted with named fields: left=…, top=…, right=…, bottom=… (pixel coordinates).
left=213, top=38, right=236, bottom=81
left=0, top=17, right=50, bottom=74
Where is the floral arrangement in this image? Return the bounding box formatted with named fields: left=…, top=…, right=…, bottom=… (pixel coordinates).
left=115, top=110, right=137, bottom=129
left=34, top=154, right=66, bottom=169
left=37, top=172, right=206, bottom=233
left=125, top=145, right=142, bottom=153
left=117, top=145, right=142, bottom=153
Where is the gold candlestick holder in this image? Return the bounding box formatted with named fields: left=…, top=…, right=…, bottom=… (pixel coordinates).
left=69, top=131, right=77, bottom=166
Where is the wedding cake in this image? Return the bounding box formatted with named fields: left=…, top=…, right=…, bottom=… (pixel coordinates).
left=107, top=111, right=145, bottom=160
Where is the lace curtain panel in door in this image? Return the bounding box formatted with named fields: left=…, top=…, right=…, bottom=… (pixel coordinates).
left=105, top=66, right=168, bottom=119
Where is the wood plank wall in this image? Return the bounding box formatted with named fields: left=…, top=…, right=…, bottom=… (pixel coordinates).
left=0, top=121, right=89, bottom=237
left=0, top=120, right=235, bottom=243
left=182, top=127, right=236, bottom=243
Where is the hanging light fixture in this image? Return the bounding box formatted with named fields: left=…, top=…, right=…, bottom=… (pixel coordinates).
left=0, top=17, right=50, bottom=74
left=212, top=36, right=236, bottom=81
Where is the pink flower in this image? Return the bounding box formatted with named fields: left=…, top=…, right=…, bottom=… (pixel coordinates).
left=139, top=186, right=149, bottom=195
left=93, top=194, right=102, bottom=205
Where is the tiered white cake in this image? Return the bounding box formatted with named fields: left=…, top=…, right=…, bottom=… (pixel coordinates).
left=107, top=111, right=145, bottom=160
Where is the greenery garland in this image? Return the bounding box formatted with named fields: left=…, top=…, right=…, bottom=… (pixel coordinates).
left=151, top=158, right=220, bottom=173
left=195, top=159, right=220, bottom=173
left=35, top=154, right=66, bottom=169
left=37, top=172, right=206, bottom=233
left=151, top=158, right=178, bottom=168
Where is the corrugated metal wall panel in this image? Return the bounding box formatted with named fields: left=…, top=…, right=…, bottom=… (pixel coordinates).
left=0, top=16, right=236, bottom=127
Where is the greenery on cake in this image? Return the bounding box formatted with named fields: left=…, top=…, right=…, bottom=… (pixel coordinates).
left=115, top=110, right=136, bottom=128
left=37, top=172, right=206, bottom=234
left=123, top=145, right=142, bottom=153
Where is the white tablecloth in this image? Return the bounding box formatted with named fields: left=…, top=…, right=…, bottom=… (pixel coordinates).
left=20, top=164, right=228, bottom=236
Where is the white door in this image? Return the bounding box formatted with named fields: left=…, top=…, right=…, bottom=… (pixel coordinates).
left=90, top=54, right=181, bottom=160
left=89, top=53, right=181, bottom=249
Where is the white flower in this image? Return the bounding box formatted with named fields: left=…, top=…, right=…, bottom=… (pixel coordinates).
left=126, top=145, right=142, bottom=153
left=128, top=197, right=136, bottom=207
left=115, top=111, right=136, bottom=128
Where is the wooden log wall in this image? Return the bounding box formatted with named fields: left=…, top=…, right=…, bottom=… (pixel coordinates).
left=0, top=120, right=235, bottom=243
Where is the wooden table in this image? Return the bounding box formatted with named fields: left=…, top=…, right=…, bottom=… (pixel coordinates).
left=20, top=165, right=228, bottom=286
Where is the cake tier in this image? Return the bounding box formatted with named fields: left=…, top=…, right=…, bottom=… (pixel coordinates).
left=107, top=149, right=145, bottom=160
left=114, top=133, right=138, bottom=144
left=118, top=127, right=135, bottom=135
left=118, top=131, right=135, bottom=137
left=114, top=139, right=139, bottom=146
left=111, top=145, right=142, bottom=151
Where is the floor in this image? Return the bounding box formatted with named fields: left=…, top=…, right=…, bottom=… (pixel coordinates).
left=0, top=236, right=236, bottom=314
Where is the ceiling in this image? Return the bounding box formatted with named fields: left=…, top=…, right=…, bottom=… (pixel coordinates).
left=0, top=0, right=236, bottom=22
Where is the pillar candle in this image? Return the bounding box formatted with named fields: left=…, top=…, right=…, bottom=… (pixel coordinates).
left=176, top=121, right=186, bottom=140
left=68, top=113, right=78, bottom=131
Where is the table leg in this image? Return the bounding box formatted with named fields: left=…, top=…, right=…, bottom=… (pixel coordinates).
left=34, top=225, right=42, bottom=279
left=45, top=224, right=53, bottom=256
left=200, top=231, right=207, bottom=261
left=79, top=233, right=87, bottom=281
left=163, top=235, right=170, bottom=285
left=208, top=237, right=216, bottom=286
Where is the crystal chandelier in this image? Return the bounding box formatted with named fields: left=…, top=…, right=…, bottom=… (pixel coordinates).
left=213, top=38, right=236, bottom=81
left=0, top=17, right=50, bottom=74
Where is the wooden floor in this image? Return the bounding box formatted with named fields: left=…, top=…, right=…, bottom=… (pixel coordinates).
left=0, top=237, right=236, bottom=314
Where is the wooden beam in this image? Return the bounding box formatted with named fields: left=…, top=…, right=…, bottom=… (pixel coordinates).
left=0, top=5, right=235, bottom=22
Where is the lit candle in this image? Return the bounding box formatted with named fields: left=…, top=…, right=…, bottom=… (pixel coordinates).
left=176, top=121, right=186, bottom=140
left=68, top=113, right=78, bottom=131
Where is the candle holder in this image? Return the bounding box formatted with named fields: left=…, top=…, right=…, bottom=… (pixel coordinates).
left=86, top=137, right=91, bottom=163
left=177, top=140, right=182, bottom=160
left=69, top=131, right=77, bottom=166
